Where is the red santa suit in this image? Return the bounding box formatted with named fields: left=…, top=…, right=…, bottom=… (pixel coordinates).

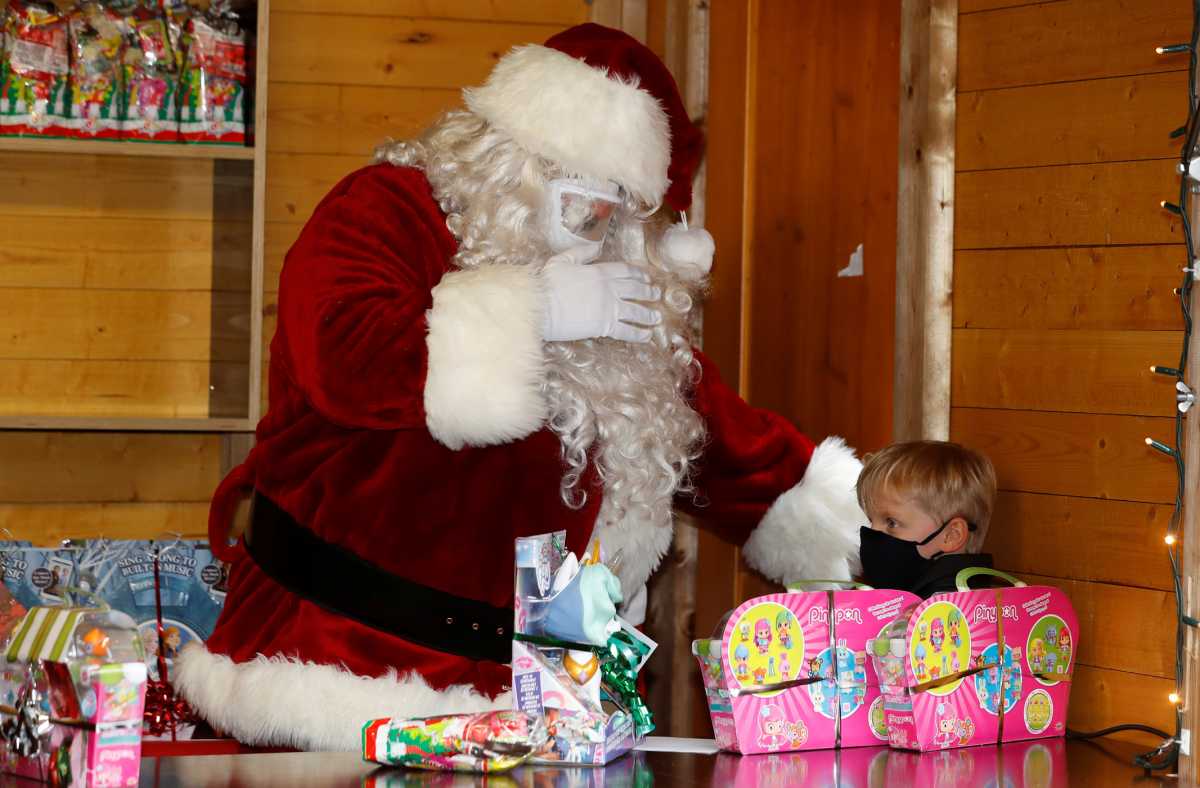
left=175, top=24, right=863, bottom=752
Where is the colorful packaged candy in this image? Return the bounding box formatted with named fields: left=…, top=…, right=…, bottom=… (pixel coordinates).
left=178, top=2, right=246, bottom=145
left=362, top=710, right=547, bottom=773
left=692, top=585, right=921, bottom=754
left=67, top=1, right=124, bottom=139
left=869, top=568, right=1077, bottom=751
left=512, top=532, right=656, bottom=766
left=0, top=602, right=147, bottom=786
left=0, top=0, right=72, bottom=137
left=117, top=1, right=178, bottom=142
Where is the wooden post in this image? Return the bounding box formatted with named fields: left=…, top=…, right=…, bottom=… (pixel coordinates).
left=894, top=0, right=956, bottom=442
left=1179, top=100, right=1200, bottom=785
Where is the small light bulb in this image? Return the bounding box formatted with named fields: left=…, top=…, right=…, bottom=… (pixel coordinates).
left=1166, top=534, right=1178, bottom=546
left=1170, top=692, right=1181, bottom=705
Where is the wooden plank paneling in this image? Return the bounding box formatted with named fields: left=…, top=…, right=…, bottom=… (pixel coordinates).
left=268, top=84, right=459, bottom=156
left=1020, top=573, right=1176, bottom=678
left=987, top=492, right=1174, bottom=591
left=0, top=433, right=222, bottom=503
left=958, top=71, right=1184, bottom=170
left=954, top=246, right=1182, bottom=331
left=745, top=0, right=899, bottom=451
left=950, top=407, right=1177, bottom=503
left=265, top=154, right=362, bottom=223
left=0, top=503, right=208, bottom=545
left=959, top=0, right=1191, bottom=92
left=269, top=14, right=559, bottom=88
left=270, top=0, right=588, bottom=24
left=956, top=160, right=1179, bottom=249
left=0, top=360, right=214, bottom=419
left=952, top=329, right=1180, bottom=416
left=1069, top=666, right=1176, bottom=742
left=0, top=290, right=217, bottom=361
left=0, top=154, right=219, bottom=221
left=0, top=218, right=238, bottom=291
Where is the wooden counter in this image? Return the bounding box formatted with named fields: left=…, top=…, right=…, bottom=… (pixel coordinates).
left=135, top=738, right=1178, bottom=787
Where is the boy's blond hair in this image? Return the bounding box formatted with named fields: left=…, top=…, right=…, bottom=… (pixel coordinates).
left=856, top=441, right=997, bottom=553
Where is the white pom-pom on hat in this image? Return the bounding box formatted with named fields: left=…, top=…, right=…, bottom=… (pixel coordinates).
left=660, top=223, right=715, bottom=282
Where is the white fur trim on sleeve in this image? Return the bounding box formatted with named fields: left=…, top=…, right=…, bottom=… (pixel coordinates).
left=742, top=437, right=866, bottom=586
left=174, top=643, right=510, bottom=752
left=464, top=45, right=671, bottom=207
left=424, top=264, right=547, bottom=450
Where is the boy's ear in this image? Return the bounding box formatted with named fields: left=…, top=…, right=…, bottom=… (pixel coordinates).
left=943, top=516, right=971, bottom=552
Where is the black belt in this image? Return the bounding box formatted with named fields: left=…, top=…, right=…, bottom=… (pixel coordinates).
left=245, top=492, right=512, bottom=664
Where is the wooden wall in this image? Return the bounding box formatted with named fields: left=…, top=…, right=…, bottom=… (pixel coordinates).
left=952, top=0, right=1187, bottom=739
left=692, top=0, right=902, bottom=732
left=0, top=2, right=588, bottom=546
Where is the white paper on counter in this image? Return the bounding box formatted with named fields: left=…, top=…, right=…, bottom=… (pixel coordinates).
left=634, top=737, right=721, bottom=754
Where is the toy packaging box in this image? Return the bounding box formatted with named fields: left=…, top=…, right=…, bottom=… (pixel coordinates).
left=511, top=532, right=655, bottom=766
left=692, top=587, right=922, bottom=754
left=870, top=571, right=1076, bottom=752
left=0, top=604, right=147, bottom=786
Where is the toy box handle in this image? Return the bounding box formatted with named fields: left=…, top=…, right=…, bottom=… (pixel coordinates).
left=955, top=567, right=1026, bottom=591
left=786, top=579, right=874, bottom=591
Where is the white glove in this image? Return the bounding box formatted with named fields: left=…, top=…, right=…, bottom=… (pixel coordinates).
left=541, top=246, right=663, bottom=343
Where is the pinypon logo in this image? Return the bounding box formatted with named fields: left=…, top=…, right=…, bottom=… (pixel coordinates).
left=971, top=604, right=1018, bottom=625
left=808, top=607, right=864, bottom=626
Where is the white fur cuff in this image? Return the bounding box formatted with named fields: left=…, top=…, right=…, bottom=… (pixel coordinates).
left=425, top=265, right=547, bottom=450
left=174, top=644, right=510, bottom=752
left=743, top=437, right=866, bottom=586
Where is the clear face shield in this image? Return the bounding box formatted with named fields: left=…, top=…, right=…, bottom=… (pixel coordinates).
left=545, top=178, right=623, bottom=262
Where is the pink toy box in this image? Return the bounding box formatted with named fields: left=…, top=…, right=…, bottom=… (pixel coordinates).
left=870, top=568, right=1076, bottom=752
left=692, top=585, right=921, bottom=754
left=0, top=604, right=147, bottom=786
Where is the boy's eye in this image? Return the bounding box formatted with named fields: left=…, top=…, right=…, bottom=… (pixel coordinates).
left=885, top=518, right=898, bottom=530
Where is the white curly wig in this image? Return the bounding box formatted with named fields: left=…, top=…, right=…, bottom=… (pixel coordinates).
left=376, top=110, right=708, bottom=594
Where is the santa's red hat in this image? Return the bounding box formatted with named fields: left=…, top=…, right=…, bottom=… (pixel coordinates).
left=464, top=23, right=704, bottom=212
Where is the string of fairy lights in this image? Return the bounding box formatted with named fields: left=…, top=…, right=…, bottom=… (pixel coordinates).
left=1127, top=3, right=1200, bottom=771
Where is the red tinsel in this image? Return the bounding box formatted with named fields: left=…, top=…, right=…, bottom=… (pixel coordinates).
left=142, top=545, right=199, bottom=739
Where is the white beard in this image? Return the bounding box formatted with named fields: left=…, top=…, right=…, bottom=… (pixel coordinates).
left=542, top=239, right=707, bottom=599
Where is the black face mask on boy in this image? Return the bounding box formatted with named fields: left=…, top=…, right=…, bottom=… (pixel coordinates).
left=858, top=519, right=966, bottom=590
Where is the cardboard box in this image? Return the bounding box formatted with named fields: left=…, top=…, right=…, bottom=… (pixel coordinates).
left=693, top=588, right=921, bottom=754
left=511, top=533, right=652, bottom=766
left=871, top=582, right=1076, bottom=751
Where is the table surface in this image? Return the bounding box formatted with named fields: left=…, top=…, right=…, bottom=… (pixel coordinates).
left=132, top=738, right=1179, bottom=787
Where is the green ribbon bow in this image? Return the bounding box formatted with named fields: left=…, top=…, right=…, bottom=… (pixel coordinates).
left=599, top=630, right=655, bottom=738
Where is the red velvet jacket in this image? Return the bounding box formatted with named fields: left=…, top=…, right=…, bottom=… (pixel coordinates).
left=176, top=164, right=863, bottom=751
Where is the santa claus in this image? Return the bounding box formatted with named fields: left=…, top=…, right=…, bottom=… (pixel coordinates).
left=175, top=23, right=863, bottom=751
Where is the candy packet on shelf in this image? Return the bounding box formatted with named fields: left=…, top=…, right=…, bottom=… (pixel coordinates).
left=116, top=0, right=178, bottom=141
left=67, top=1, right=123, bottom=139
left=362, top=710, right=548, bottom=773
left=0, top=0, right=71, bottom=137
left=179, top=0, right=246, bottom=145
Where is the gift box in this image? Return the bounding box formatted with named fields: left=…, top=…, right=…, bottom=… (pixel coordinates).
left=0, top=603, right=147, bottom=786
left=511, top=532, right=655, bottom=766
left=870, top=568, right=1076, bottom=752
left=692, top=585, right=922, bottom=754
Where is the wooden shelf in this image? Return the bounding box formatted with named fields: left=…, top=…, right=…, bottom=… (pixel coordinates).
left=0, top=137, right=256, bottom=161
left=0, top=416, right=256, bottom=432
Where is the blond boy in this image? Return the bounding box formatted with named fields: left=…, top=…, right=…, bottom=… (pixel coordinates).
left=856, top=441, right=997, bottom=597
